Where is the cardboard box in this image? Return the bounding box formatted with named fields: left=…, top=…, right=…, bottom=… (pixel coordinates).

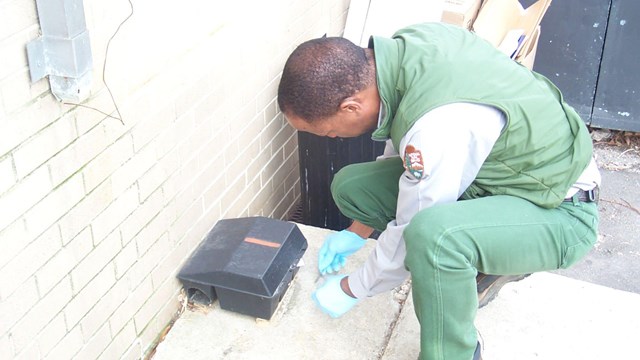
left=473, top=0, right=551, bottom=69
left=441, top=0, right=483, bottom=29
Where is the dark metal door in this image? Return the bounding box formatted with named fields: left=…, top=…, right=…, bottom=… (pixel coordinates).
left=591, top=0, right=640, bottom=131
left=527, top=0, right=639, bottom=131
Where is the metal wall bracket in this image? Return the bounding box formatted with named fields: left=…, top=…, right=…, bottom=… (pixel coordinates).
left=26, top=0, right=93, bottom=102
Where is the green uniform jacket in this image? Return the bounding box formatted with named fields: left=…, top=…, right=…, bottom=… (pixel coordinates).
left=370, top=23, right=592, bottom=208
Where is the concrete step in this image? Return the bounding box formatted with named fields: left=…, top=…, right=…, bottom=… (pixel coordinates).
left=153, top=224, right=640, bottom=360
left=385, top=272, right=640, bottom=359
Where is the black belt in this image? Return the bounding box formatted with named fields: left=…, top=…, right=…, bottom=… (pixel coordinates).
left=564, top=187, right=599, bottom=203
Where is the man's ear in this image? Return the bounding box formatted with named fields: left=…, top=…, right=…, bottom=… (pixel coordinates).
left=339, top=97, right=361, bottom=113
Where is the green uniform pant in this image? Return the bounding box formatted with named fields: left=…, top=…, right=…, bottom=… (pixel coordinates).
left=332, top=159, right=599, bottom=360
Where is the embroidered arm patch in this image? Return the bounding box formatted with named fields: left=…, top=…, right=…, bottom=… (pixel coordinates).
left=404, top=145, right=425, bottom=180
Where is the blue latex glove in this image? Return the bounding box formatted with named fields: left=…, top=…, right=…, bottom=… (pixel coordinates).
left=312, top=275, right=359, bottom=318
left=318, top=230, right=366, bottom=274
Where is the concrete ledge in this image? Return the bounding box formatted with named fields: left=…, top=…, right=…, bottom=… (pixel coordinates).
left=154, top=223, right=640, bottom=360
left=153, top=224, right=403, bottom=360
left=385, top=273, right=640, bottom=359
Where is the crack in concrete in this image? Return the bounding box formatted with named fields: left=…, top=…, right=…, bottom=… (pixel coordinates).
left=377, top=280, right=412, bottom=359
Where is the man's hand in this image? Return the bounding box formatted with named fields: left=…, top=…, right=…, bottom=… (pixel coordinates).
left=312, top=275, right=359, bottom=318
left=318, top=230, right=366, bottom=274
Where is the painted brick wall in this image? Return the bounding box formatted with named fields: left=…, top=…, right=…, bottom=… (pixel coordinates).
left=0, top=0, right=350, bottom=358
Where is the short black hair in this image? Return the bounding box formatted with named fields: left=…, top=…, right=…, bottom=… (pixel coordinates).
left=277, top=37, right=373, bottom=122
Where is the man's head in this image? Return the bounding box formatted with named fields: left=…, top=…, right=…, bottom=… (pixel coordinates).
left=277, top=36, right=379, bottom=138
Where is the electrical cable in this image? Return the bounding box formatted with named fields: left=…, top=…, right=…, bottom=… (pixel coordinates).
left=63, top=0, right=134, bottom=126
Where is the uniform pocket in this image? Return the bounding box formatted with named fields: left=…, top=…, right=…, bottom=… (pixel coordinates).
left=559, top=203, right=599, bottom=269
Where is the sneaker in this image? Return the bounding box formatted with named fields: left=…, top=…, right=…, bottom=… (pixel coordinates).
left=476, top=273, right=530, bottom=308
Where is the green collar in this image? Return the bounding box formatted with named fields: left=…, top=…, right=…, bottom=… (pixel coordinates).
left=369, top=35, right=403, bottom=142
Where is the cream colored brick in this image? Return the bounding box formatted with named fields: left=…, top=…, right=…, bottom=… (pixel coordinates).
left=137, top=150, right=179, bottom=201
left=119, top=339, right=143, bottom=360
left=285, top=162, right=301, bottom=194
left=134, top=276, right=179, bottom=335
left=128, top=234, right=171, bottom=292
left=48, top=121, right=108, bottom=187
left=259, top=151, right=283, bottom=189
left=262, top=179, right=285, bottom=216
left=270, top=184, right=297, bottom=220
left=80, top=277, right=129, bottom=341
left=45, top=324, right=83, bottom=360
left=58, top=179, right=113, bottom=243
left=194, top=136, right=225, bottom=187
left=119, top=187, right=164, bottom=244
left=0, top=226, right=60, bottom=300
left=167, top=170, right=199, bottom=224
left=201, top=172, right=226, bottom=210
left=0, top=26, right=39, bottom=80
left=136, top=294, right=178, bottom=358
left=176, top=124, right=210, bottom=170
left=263, top=98, right=279, bottom=127
left=74, top=323, right=111, bottom=360
left=168, top=200, right=202, bottom=246
left=270, top=122, right=295, bottom=157
left=70, top=231, right=120, bottom=295
left=114, top=239, right=138, bottom=280
left=0, top=219, right=28, bottom=269
left=184, top=203, right=220, bottom=252
left=91, top=186, right=138, bottom=244
left=71, top=90, right=118, bottom=135
left=0, top=277, right=38, bottom=336
left=66, top=227, right=94, bottom=261
left=272, top=151, right=298, bottom=191
left=24, top=173, right=84, bottom=241
left=247, top=177, right=274, bottom=215
left=83, top=134, right=134, bottom=193
left=110, top=142, right=157, bottom=196
left=219, top=173, right=248, bottom=216
left=109, top=277, right=153, bottom=336
left=65, top=263, right=116, bottom=329
left=131, top=104, right=175, bottom=152
left=222, top=174, right=259, bottom=217
left=0, top=0, right=37, bottom=41
left=9, top=278, right=73, bottom=353
left=0, top=96, right=4, bottom=120
left=256, top=77, right=280, bottom=114
left=0, top=165, right=50, bottom=232
left=0, top=334, right=12, bottom=359
left=158, top=225, right=190, bottom=279
left=101, top=320, right=136, bottom=360
left=175, top=77, right=211, bottom=120
left=0, top=95, right=62, bottom=157
left=0, top=155, right=15, bottom=195
left=1, top=67, right=50, bottom=113
left=134, top=207, right=171, bottom=257
left=14, top=115, right=77, bottom=179
left=260, top=114, right=287, bottom=153
left=36, top=226, right=93, bottom=295
left=284, top=130, right=299, bottom=157
left=267, top=48, right=289, bottom=84
left=330, top=0, right=350, bottom=35
left=193, top=86, right=224, bottom=126
left=220, top=177, right=256, bottom=219
left=247, top=143, right=277, bottom=178
left=13, top=343, right=39, bottom=360
left=152, top=122, right=180, bottom=162
left=35, top=312, right=66, bottom=357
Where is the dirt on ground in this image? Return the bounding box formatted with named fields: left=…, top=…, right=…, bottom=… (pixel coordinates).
left=591, top=128, right=640, bottom=173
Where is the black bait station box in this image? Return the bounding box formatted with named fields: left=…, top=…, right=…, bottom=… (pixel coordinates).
left=178, top=217, right=308, bottom=319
